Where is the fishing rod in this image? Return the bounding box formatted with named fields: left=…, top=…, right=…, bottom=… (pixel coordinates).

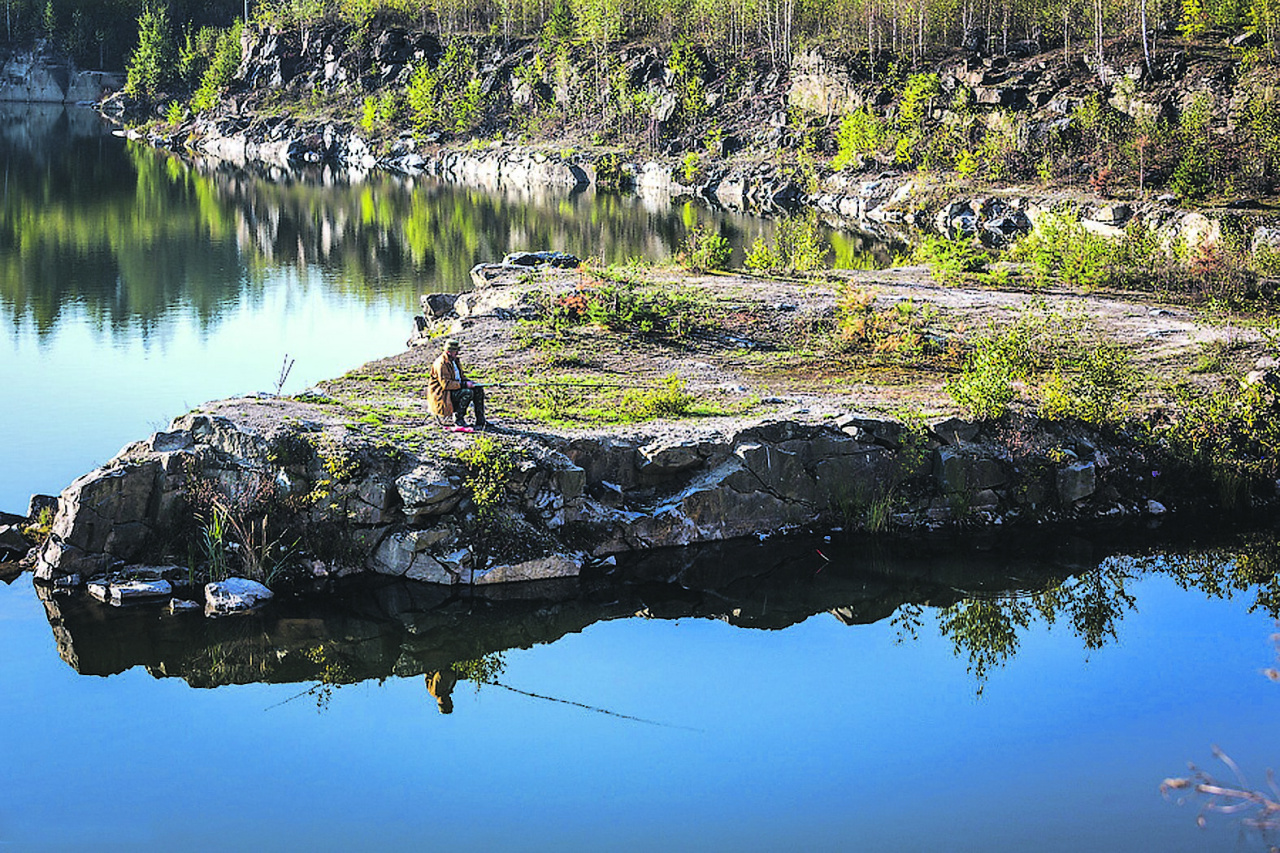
left=479, top=380, right=671, bottom=390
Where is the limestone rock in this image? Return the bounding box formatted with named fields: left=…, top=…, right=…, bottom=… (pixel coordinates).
left=0, top=525, right=29, bottom=560
left=638, top=440, right=705, bottom=474
left=474, top=553, right=582, bottom=584
left=396, top=466, right=463, bottom=516
left=502, top=250, right=580, bottom=268
left=1057, top=462, right=1097, bottom=503
left=27, top=494, right=58, bottom=519
left=421, top=292, right=459, bottom=318
left=369, top=532, right=455, bottom=583
left=106, top=579, right=174, bottom=604
left=205, top=578, right=274, bottom=614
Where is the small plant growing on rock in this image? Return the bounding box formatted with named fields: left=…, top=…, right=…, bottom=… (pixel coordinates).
left=458, top=435, right=516, bottom=518
left=187, top=469, right=300, bottom=586
left=21, top=507, right=55, bottom=546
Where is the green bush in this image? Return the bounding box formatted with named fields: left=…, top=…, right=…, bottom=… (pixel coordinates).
left=742, top=214, right=830, bottom=273
left=680, top=225, right=731, bottom=272
left=622, top=373, right=694, bottom=419
left=946, top=344, right=1021, bottom=420
left=1008, top=209, right=1117, bottom=290
left=406, top=41, right=482, bottom=135
left=744, top=236, right=780, bottom=272
left=1037, top=342, right=1136, bottom=424
left=946, top=306, right=1117, bottom=420
left=914, top=235, right=989, bottom=285
left=836, top=286, right=940, bottom=361
left=833, top=106, right=886, bottom=171
left=775, top=212, right=831, bottom=272
left=457, top=435, right=515, bottom=518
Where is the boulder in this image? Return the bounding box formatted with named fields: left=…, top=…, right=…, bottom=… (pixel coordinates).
left=421, top=293, right=459, bottom=318
left=1057, top=462, right=1097, bottom=503
left=395, top=466, right=463, bottom=517
left=27, top=494, right=58, bottom=519
left=106, top=579, right=174, bottom=604
left=0, top=525, right=29, bottom=560
left=205, top=578, right=274, bottom=614
left=370, top=532, right=456, bottom=583
left=638, top=440, right=705, bottom=474
left=502, top=251, right=581, bottom=268
left=473, top=553, right=582, bottom=584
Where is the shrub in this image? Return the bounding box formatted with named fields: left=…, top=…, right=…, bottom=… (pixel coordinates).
left=946, top=306, right=1113, bottom=421
left=774, top=212, right=831, bottom=272
left=914, top=235, right=989, bottom=285
left=190, top=23, right=242, bottom=113
left=680, top=225, right=731, bottom=272
left=1037, top=343, right=1137, bottom=424
left=836, top=286, right=940, bottom=361
left=1008, top=209, right=1117, bottom=290
left=457, top=435, right=515, bottom=518
left=946, top=344, right=1021, bottom=419
left=681, top=150, right=704, bottom=184
left=833, top=106, right=886, bottom=171
left=406, top=41, right=482, bottom=135
left=622, top=373, right=694, bottom=419
left=743, top=236, right=779, bottom=271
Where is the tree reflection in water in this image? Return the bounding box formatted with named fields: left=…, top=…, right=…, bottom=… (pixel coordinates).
left=2, top=106, right=898, bottom=343
left=33, top=528, right=1280, bottom=715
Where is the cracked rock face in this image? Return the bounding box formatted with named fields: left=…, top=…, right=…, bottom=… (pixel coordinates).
left=34, top=401, right=1184, bottom=589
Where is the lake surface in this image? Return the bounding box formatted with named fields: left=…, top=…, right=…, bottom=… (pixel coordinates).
left=2, top=105, right=1279, bottom=851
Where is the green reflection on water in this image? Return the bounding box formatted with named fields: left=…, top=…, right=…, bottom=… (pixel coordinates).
left=1, top=105, right=895, bottom=345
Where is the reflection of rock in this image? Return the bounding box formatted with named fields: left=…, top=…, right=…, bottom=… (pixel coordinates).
left=38, top=532, right=1107, bottom=687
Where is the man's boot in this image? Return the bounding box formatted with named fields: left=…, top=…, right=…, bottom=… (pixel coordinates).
left=473, top=387, right=487, bottom=429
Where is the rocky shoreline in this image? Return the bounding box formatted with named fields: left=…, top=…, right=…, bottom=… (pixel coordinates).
left=9, top=259, right=1269, bottom=611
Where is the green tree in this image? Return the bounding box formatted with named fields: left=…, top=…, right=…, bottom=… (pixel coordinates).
left=125, top=5, right=176, bottom=100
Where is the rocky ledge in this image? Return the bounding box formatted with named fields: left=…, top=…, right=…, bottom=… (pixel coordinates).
left=33, top=405, right=1176, bottom=592
left=23, top=260, right=1265, bottom=599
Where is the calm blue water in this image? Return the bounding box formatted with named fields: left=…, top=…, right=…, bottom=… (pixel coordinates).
left=1, top=105, right=1278, bottom=852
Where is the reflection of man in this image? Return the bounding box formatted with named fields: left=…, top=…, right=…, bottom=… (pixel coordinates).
left=428, top=338, right=487, bottom=429
left=426, top=667, right=458, bottom=714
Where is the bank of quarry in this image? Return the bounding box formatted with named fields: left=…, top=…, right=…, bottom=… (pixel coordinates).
left=9, top=254, right=1280, bottom=613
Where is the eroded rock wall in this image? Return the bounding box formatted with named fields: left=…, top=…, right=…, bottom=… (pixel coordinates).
left=35, top=405, right=1179, bottom=588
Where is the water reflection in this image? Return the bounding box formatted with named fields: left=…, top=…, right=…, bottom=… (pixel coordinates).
left=0, top=104, right=896, bottom=344
left=36, top=530, right=1280, bottom=708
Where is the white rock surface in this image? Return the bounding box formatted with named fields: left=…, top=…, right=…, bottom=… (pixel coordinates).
left=205, top=578, right=274, bottom=614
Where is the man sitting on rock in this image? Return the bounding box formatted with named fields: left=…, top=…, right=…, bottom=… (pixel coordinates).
left=428, top=338, right=487, bottom=430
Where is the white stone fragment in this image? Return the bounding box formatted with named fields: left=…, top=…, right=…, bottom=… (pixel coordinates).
left=110, top=579, right=173, bottom=603
left=205, top=578, right=274, bottom=615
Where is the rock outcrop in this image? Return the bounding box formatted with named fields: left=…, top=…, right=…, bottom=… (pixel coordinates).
left=34, top=399, right=1179, bottom=591
left=1, top=42, right=122, bottom=103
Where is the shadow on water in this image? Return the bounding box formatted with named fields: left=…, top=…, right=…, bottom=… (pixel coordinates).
left=35, top=527, right=1280, bottom=710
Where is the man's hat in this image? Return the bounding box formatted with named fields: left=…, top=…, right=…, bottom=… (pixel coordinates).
left=444, top=338, right=461, bottom=352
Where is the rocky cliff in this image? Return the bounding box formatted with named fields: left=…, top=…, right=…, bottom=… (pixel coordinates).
left=1, top=41, right=121, bottom=103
